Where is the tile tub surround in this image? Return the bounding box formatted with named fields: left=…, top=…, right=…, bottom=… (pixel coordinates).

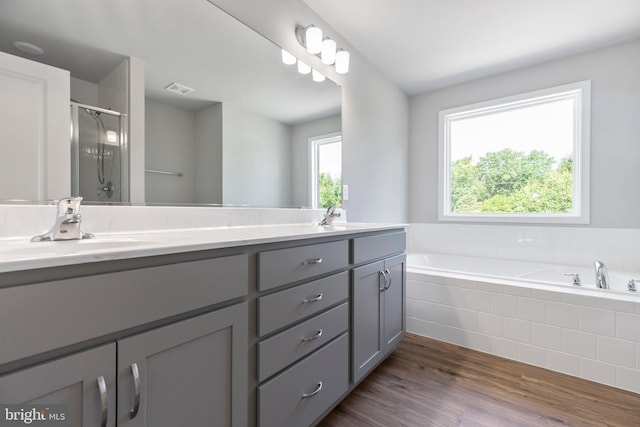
left=406, top=271, right=640, bottom=394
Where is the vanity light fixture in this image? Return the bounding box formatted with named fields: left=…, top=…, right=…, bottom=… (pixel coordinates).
left=294, top=24, right=350, bottom=75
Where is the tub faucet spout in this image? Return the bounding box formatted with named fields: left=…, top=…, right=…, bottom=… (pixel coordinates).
left=594, top=260, right=609, bottom=289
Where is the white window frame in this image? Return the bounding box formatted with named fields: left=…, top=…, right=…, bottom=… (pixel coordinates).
left=309, top=132, right=342, bottom=209
left=438, top=81, right=591, bottom=224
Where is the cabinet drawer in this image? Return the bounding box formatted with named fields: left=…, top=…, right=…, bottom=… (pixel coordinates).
left=258, top=334, right=349, bottom=427
left=0, top=254, right=248, bottom=366
left=258, top=271, right=348, bottom=336
left=352, top=231, right=406, bottom=264
left=258, top=303, right=348, bottom=382
left=257, top=240, right=348, bottom=291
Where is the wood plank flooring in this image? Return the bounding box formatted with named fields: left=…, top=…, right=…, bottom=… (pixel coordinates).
left=319, top=333, right=640, bottom=427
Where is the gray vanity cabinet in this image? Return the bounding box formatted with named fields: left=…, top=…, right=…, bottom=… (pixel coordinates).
left=0, top=227, right=406, bottom=427
left=117, top=302, right=248, bottom=427
left=352, top=233, right=406, bottom=384
left=0, top=344, right=117, bottom=427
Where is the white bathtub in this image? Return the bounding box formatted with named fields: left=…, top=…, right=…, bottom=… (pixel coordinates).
left=405, top=252, right=640, bottom=394
left=407, top=253, right=639, bottom=297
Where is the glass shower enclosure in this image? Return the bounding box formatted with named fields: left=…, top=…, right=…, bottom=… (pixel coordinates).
left=70, top=101, right=128, bottom=202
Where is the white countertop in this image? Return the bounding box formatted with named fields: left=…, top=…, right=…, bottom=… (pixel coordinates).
left=0, top=222, right=405, bottom=273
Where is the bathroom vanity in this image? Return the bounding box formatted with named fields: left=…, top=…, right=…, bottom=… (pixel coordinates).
left=0, top=224, right=405, bottom=427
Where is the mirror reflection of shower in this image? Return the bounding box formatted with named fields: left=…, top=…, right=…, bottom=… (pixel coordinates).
left=70, top=101, right=127, bottom=202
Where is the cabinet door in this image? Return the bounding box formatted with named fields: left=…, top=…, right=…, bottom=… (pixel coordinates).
left=383, top=254, right=406, bottom=353
left=0, top=344, right=116, bottom=427
left=117, top=303, right=248, bottom=427
left=351, top=260, right=384, bottom=384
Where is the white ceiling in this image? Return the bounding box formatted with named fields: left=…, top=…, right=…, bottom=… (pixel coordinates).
left=304, top=0, right=640, bottom=95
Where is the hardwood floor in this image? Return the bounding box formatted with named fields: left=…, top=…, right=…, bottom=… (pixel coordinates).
left=319, top=334, right=640, bottom=427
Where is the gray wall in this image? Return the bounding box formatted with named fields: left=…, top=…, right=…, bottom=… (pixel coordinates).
left=145, top=100, right=196, bottom=203
left=291, top=114, right=341, bottom=208
left=222, top=103, right=292, bottom=207
left=409, top=39, right=640, bottom=228
left=209, top=0, right=410, bottom=222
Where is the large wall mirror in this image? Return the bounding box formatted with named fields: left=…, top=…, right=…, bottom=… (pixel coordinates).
left=0, top=0, right=341, bottom=208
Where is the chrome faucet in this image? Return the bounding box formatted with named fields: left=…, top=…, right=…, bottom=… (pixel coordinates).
left=594, top=260, right=609, bottom=289
left=31, top=197, right=94, bottom=242
left=319, top=206, right=341, bottom=226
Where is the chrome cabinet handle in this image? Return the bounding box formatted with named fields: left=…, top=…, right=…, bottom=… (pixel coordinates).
left=97, top=376, right=108, bottom=427
left=301, top=329, right=323, bottom=342
left=384, top=269, right=392, bottom=291
left=379, top=270, right=389, bottom=292
left=302, top=257, right=323, bottom=265
left=301, top=381, right=323, bottom=399
left=302, top=293, right=323, bottom=304
left=130, top=363, right=141, bottom=419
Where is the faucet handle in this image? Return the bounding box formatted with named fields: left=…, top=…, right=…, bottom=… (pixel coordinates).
left=56, top=196, right=83, bottom=216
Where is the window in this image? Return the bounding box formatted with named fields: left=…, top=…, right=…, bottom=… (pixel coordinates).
left=309, top=132, right=342, bottom=209
left=439, top=81, right=590, bottom=224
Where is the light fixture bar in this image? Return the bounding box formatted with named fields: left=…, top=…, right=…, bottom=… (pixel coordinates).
left=291, top=24, right=350, bottom=78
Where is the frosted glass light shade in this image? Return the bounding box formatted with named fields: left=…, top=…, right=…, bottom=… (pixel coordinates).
left=321, top=38, right=337, bottom=65
left=335, top=49, right=350, bottom=74
left=305, top=26, right=323, bottom=54
left=297, top=59, right=311, bottom=74
left=312, top=69, right=326, bottom=82
left=281, top=49, right=296, bottom=65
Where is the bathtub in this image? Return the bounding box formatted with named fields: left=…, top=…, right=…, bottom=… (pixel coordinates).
left=405, top=252, right=640, bottom=394
left=407, top=253, right=639, bottom=297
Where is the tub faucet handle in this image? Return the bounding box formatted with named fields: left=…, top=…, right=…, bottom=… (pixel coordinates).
left=628, top=279, right=638, bottom=292
left=564, top=273, right=581, bottom=286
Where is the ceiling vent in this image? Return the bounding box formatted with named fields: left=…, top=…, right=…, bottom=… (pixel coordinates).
left=164, top=82, right=195, bottom=96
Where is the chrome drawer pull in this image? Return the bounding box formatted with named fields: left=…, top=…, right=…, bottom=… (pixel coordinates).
left=301, top=329, right=323, bottom=342
left=302, top=257, right=323, bottom=265
left=130, top=363, right=141, bottom=419
left=384, top=269, right=392, bottom=291
left=97, top=376, right=108, bottom=427
left=302, top=293, right=323, bottom=304
left=301, top=381, right=323, bottom=399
